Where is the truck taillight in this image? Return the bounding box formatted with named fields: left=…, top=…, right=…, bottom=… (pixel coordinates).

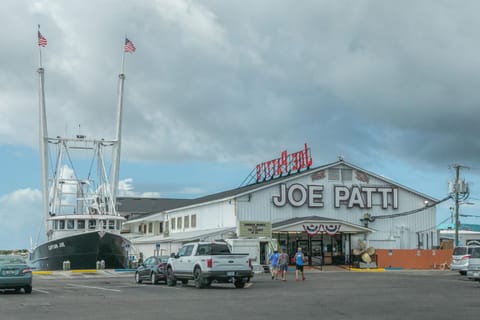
left=207, top=258, right=213, bottom=268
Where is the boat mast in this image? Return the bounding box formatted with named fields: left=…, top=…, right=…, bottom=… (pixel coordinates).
left=37, top=66, right=49, bottom=231
left=110, top=72, right=125, bottom=209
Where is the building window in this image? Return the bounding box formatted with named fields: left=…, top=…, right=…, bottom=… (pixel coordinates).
left=328, top=168, right=340, bottom=181
left=171, top=218, right=176, bottom=230
left=88, top=220, right=96, bottom=229
left=148, top=223, right=153, bottom=233
left=184, top=216, right=189, bottom=228
left=191, top=214, right=197, bottom=228
left=159, top=222, right=164, bottom=233
left=138, top=225, right=142, bottom=233
left=67, top=220, right=74, bottom=229
left=177, top=217, right=182, bottom=229
left=78, top=220, right=85, bottom=229
left=341, top=169, right=352, bottom=181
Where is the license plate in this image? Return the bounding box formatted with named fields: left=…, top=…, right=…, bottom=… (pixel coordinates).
left=227, top=272, right=235, bottom=276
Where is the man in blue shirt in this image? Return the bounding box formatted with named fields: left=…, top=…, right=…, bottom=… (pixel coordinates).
left=269, top=250, right=280, bottom=280
left=295, top=247, right=306, bottom=281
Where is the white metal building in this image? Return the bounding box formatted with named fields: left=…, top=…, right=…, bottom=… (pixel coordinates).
left=118, top=159, right=438, bottom=265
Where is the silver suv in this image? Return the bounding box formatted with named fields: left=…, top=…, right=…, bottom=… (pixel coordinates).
left=451, top=245, right=480, bottom=275
left=467, top=247, right=480, bottom=281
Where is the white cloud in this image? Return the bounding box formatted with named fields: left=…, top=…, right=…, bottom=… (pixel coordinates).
left=0, top=188, right=43, bottom=250
left=118, top=178, right=161, bottom=198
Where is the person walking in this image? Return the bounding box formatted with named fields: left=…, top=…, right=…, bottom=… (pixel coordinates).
left=278, top=248, right=290, bottom=281
left=269, top=250, right=279, bottom=280
left=295, top=247, right=306, bottom=281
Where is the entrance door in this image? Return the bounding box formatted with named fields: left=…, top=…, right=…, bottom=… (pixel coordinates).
left=310, top=240, right=323, bottom=266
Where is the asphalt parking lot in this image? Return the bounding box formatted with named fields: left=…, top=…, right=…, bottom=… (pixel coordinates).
left=0, top=269, right=479, bottom=320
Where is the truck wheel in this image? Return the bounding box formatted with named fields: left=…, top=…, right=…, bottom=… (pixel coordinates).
left=234, top=280, right=246, bottom=288
left=194, top=268, right=205, bottom=289
left=166, top=268, right=176, bottom=287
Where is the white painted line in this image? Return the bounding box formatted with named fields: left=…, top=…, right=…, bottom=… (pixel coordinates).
left=33, top=288, right=50, bottom=294
left=66, top=283, right=121, bottom=292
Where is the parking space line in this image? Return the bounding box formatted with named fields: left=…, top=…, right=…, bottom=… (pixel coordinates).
left=33, top=288, right=50, bottom=294
left=66, top=283, right=121, bottom=292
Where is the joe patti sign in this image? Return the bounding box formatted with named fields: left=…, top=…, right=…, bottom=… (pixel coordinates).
left=272, top=183, right=399, bottom=209
left=256, top=143, right=313, bottom=182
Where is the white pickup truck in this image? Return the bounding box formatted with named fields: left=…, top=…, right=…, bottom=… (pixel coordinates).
left=166, top=241, right=253, bottom=288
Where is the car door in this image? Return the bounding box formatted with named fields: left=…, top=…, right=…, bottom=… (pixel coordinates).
left=141, top=257, right=153, bottom=278
left=175, top=244, right=195, bottom=276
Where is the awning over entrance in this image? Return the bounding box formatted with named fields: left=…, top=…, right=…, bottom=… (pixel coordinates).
left=272, top=216, right=374, bottom=235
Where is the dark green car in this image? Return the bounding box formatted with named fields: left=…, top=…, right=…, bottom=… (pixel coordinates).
left=0, top=255, right=32, bottom=294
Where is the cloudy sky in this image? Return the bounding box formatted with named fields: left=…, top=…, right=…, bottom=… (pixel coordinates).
left=1, top=0, right=480, bottom=250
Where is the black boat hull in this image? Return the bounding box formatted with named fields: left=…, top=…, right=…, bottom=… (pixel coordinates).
left=30, top=231, right=130, bottom=270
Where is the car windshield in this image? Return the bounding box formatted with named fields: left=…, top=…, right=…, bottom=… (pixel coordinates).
left=0, top=255, right=27, bottom=265
left=453, top=247, right=467, bottom=255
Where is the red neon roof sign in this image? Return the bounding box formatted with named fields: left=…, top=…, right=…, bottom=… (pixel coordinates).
left=256, top=143, right=313, bottom=182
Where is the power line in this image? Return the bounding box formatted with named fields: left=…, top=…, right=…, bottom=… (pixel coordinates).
left=372, top=195, right=452, bottom=220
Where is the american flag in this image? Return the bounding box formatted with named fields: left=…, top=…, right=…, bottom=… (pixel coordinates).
left=38, top=31, right=47, bottom=47
left=124, top=38, right=136, bottom=53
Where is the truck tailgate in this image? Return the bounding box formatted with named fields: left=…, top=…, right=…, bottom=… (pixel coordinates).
left=212, top=255, right=250, bottom=271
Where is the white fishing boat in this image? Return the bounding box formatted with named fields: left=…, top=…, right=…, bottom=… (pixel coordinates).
left=30, top=49, right=131, bottom=270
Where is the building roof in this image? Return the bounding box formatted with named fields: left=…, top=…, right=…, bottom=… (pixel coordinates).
left=117, top=159, right=439, bottom=216
left=116, top=197, right=194, bottom=215
left=132, top=227, right=236, bottom=244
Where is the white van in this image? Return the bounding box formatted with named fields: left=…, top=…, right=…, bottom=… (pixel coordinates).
left=451, top=245, right=480, bottom=275
left=466, top=247, right=480, bottom=281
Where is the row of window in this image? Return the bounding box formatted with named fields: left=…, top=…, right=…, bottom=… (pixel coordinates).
left=171, top=214, right=197, bottom=231
left=52, top=219, right=121, bottom=230
left=137, top=214, right=197, bottom=235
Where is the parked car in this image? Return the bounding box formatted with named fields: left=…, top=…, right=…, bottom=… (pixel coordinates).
left=450, top=245, right=480, bottom=275
left=0, top=255, right=32, bottom=294
left=135, top=256, right=169, bottom=284
left=466, top=247, right=480, bottom=281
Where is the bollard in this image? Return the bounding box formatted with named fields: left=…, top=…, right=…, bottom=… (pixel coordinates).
left=100, top=260, right=105, bottom=270
left=63, top=260, right=71, bottom=271
left=96, top=260, right=100, bottom=270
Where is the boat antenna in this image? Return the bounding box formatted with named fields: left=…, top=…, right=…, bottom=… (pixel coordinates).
left=110, top=36, right=136, bottom=204
left=37, top=24, right=50, bottom=232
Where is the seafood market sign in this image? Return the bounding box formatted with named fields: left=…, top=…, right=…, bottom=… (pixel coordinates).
left=272, top=183, right=399, bottom=210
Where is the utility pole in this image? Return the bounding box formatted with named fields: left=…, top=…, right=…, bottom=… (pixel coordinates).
left=450, top=164, right=469, bottom=247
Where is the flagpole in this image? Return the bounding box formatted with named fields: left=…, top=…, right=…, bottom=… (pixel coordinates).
left=121, top=51, right=126, bottom=75
left=38, top=25, right=43, bottom=68
left=121, top=35, right=126, bottom=75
